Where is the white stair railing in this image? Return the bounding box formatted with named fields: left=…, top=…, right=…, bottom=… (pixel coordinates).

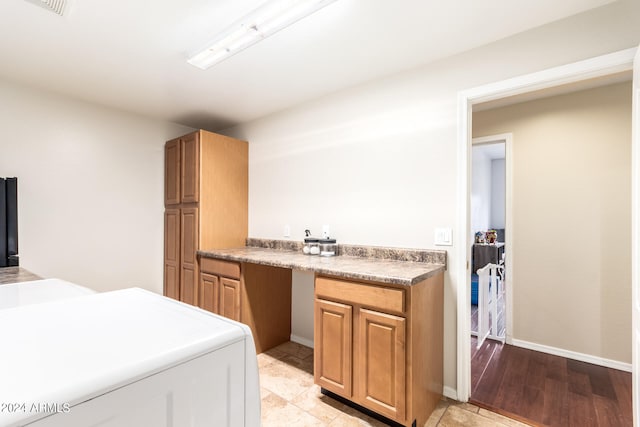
left=472, top=263, right=505, bottom=349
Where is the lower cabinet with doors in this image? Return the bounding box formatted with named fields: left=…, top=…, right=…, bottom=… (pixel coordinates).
left=199, top=257, right=242, bottom=322
left=164, top=204, right=202, bottom=307
left=314, top=273, right=443, bottom=427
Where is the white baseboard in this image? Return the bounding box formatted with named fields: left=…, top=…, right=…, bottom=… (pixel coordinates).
left=290, top=334, right=314, bottom=348
left=511, top=339, right=631, bottom=372
left=443, top=386, right=458, bottom=401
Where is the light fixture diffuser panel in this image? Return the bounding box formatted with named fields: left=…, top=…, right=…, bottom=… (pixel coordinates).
left=23, top=0, right=68, bottom=16
left=188, top=0, right=339, bottom=70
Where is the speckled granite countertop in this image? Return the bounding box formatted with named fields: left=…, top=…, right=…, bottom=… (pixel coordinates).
left=198, top=240, right=446, bottom=286
left=0, top=267, right=41, bottom=285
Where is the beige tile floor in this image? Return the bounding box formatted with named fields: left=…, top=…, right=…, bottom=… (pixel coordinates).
left=258, top=342, right=533, bottom=427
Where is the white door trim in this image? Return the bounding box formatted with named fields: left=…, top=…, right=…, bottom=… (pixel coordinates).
left=631, top=46, right=640, bottom=427
left=471, top=133, right=513, bottom=344
left=456, top=47, right=637, bottom=402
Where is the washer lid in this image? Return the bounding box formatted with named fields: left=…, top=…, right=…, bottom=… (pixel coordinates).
left=0, top=288, right=250, bottom=426
left=0, top=278, right=95, bottom=310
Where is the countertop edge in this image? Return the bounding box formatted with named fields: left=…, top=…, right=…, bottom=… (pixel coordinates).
left=197, top=249, right=445, bottom=286
left=311, top=264, right=447, bottom=286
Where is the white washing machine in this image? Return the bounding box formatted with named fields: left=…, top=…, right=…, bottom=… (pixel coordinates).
left=0, top=278, right=96, bottom=309
left=0, top=285, right=260, bottom=427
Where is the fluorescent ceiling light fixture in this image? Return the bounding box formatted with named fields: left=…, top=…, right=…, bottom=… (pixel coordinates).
left=23, top=0, right=69, bottom=16
left=188, top=0, right=339, bottom=70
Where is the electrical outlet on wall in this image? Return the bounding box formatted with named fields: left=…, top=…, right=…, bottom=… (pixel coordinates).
left=434, top=227, right=452, bottom=246
left=322, top=225, right=330, bottom=239
left=283, top=225, right=291, bottom=238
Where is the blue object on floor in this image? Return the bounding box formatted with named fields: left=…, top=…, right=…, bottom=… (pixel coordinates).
left=471, top=273, right=478, bottom=305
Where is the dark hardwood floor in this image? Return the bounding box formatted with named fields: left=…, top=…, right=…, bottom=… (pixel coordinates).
left=470, top=337, right=632, bottom=426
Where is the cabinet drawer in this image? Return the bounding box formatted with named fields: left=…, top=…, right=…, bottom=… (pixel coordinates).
left=315, top=276, right=404, bottom=314
left=200, top=257, right=240, bottom=279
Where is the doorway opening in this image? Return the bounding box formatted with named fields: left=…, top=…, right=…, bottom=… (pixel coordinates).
left=455, top=47, right=637, bottom=406
left=469, top=78, right=636, bottom=425
left=470, top=136, right=509, bottom=353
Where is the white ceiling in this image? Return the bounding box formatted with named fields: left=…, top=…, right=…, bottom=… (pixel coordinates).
left=0, top=0, right=615, bottom=130
left=473, top=142, right=505, bottom=160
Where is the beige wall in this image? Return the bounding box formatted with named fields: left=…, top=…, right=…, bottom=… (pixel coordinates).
left=473, top=81, right=632, bottom=363
left=224, top=0, right=639, bottom=392
left=0, top=79, right=193, bottom=294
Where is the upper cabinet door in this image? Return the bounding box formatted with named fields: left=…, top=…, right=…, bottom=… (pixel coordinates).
left=164, top=138, right=181, bottom=205
left=181, top=132, right=200, bottom=204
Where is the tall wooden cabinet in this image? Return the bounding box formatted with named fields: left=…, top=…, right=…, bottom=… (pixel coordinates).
left=163, top=130, right=248, bottom=305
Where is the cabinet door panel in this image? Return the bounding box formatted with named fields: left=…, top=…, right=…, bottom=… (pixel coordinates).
left=181, top=207, right=198, bottom=265
left=164, top=264, right=179, bottom=300
left=314, top=299, right=352, bottom=397
left=220, top=277, right=241, bottom=321
left=163, top=208, right=180, bottom=299
left=180, top=265, right=196, bottom=306
left=199, top=273, right=219, bottom=314
left=357, top=308, right=406, bottom=421
left=181, top=133, right=200, bottom=203
left=164, top=138, right=180, bottom=205
left=180, top=207, right=199, bottom=306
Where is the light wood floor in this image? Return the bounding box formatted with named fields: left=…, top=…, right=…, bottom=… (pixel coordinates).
left=259, top=341, right=531, bottom=426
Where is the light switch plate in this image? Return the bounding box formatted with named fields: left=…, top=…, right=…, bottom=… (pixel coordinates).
left=434, top=227, right=452, bottom=246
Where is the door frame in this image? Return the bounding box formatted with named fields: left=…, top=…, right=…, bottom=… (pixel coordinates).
left=471, top=133, right=513, bottom=343
left=455, top=47, right=637, bottom=402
